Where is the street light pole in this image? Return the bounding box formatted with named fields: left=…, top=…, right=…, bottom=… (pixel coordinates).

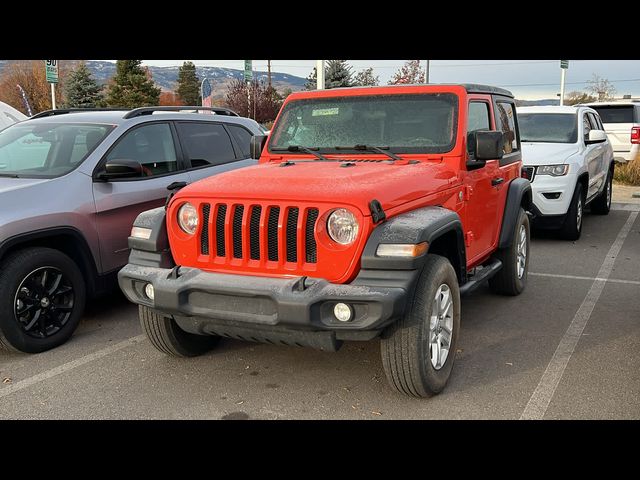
left=425, top=60, right=430, bottom=84
left=560, top=68, right=566, bottom=106
left=316, top=60, right=325, bottom=90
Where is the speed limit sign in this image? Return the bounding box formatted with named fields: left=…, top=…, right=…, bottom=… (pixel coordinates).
left=45, top=60, right=59, bottom=83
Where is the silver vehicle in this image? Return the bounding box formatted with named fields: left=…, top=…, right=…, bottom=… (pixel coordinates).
left=581, top=101, right=640, bottom=164
left=0, top=106, right=264, bottom=353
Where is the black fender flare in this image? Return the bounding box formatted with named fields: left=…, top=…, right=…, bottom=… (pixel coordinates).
left=498, top=178, right=532, bottom=249
left=360, top=206, right=466, bottom=273
left=128, top=207, right=175, bottom=268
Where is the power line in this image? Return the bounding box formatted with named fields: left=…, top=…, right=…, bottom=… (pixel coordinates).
left=499, top=78, right=640, bottom=87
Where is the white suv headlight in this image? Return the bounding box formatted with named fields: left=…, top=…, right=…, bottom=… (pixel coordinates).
left=537, top=164, right=569, bottom=176
left=177, top=202, right=198, bottom=235
left=327, top=208, right=359, bottom=245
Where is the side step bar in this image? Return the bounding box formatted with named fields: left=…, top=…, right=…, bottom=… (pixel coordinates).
left=459, top=259, right=502, bottom=296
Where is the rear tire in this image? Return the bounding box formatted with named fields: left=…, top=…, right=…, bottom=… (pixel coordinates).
left=139, top=305, right=219, bottom=357
left=590, top=166, right=613, bottom=215
left=380, top=255, right=460, bottom=398
left=489, top=207, right=530, bottom=296
left=559, top=183, right=583, bottom=240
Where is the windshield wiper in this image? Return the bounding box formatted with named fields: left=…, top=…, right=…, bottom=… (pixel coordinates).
left=335, top=144, right=402, bottom=161
left=0, top=173, right=20, bottom=178
left=271, top=145, right=330, bottom=162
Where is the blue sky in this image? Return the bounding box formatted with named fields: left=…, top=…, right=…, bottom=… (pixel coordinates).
left=140, top=60, right=640, bottom=100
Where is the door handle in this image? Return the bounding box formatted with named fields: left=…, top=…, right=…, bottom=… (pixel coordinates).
left=491, top=177, right=504, bottom=187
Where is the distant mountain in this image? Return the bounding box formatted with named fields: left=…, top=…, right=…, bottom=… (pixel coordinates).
left=0, top=60, right=307, bottom=100
left=515, top=98, right=560, bottom=106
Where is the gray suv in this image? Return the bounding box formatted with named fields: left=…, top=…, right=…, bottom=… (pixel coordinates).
left=0, top=106, right=264, bottom=353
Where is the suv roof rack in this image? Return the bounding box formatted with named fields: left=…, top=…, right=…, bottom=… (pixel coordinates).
left=30, top=108, right=128, bottom=119
left=123, top=106, right=239, bottom=119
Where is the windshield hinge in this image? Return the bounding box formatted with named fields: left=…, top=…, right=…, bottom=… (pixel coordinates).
left=369, top=199, right=386, bottom=224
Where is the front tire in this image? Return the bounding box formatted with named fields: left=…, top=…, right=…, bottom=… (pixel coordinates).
left=0, top=248, right=86, bottom=353
left=489, top=207, right=530, bottom=295
left=139, top=305, right=219, bottom=357
left=380, top=254, right=460, bottom=398
left=559, top=183, right=583, bottom=240
left=590, top=166, right=613, bottom=215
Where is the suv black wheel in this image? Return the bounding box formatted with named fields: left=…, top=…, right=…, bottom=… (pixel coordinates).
left=590, top=166, right=613, bottom=215
left=489, top=207, right=530, bottom=296
left=380, top=254, right=460, bottom=397
left=559, top=183, right=584, bottom=241
left=0, top=248, right=86, bottom=353
left=139, top=305, right=220, bottom=357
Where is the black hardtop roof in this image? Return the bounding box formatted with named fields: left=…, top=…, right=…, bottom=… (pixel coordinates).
left=460, top=83, right=514, bottom=98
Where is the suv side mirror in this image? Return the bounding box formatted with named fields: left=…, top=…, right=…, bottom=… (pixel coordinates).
left=586, top=129, right=607, bottom=144
left=467, top=131, right=504, bottom=170
left=97, top=159, right=143, bottom=180
left=250, top=135, right=268, bottom=159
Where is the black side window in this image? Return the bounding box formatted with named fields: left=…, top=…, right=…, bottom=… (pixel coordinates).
left=107, top=123, right=178, bottom=177
left=227, top=125, right=252, bottom=158
left=587, top=112, right=601, bottom=131
left=495, top=101, right=518, bottom=154
left=583, top=114, right=592, bottom=140
left=467, top=102, right=491, bottom=156
left=177, top=122, right=237, bottom=168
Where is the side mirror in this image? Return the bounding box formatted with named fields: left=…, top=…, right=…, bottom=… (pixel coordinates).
left=97, top=159, right=143, bottom=180
left=586, top=129, right=607, bottom=144
left=250, top=135, right=268, bottom=160
left=467, top=130, right=504, bottom=170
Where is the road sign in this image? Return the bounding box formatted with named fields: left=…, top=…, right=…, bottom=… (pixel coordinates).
left=244, top=60, right=253, bottom=82
left=45, top=60, right=59, bottom=83
left=560, top=60, right=569, bottom=70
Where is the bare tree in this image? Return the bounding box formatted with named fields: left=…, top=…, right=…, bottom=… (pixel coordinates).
left=565, top=90, right=597, bottom=106
left=388, top=60, right=425, bottom=85
left=586, top=74, right=617, bottom=101
left=224, top=78, right=283, bottom=123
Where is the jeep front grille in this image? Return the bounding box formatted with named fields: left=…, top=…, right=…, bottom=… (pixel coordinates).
left=200, top=203, right=319, bottom=265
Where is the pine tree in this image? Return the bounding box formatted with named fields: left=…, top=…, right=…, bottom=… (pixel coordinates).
left=63, top=62, right=102, bottom=108
left=104, top=60, right=161, bottom=108
left=354, top=67, right=379, bottom=86
left=388, top=60, right=426, bottom=85
left=176, top=61, right=201, bottom=105
left=304, top=61, right=354, bottom=90
left=325, top=60, right=353, bottom=89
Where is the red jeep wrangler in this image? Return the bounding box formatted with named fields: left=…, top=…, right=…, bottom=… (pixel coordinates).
left=119, top=84, right=532, bottom=397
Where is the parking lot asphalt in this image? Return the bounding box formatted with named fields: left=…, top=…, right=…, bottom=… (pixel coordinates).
left=1, top=203, right=639, bottom=420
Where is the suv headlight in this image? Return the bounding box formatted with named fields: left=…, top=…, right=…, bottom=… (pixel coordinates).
left=327, top=208, right=359, bottom=245
left=177, top=202, right=198, bottom=235
left=537, top=164, right=569, bottom=176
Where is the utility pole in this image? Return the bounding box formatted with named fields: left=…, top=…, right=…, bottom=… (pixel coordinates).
left=425, top=60, right=430, bottom=84
left=267, top=60, right=272, bottom=88
left=316, top=60, right=325, bottom=90
left=560, top=60, right=569, bottom=106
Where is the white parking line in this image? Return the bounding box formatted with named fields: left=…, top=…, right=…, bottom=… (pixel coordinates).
left=521, top=211, right=638, bottom=420
left=530, top=272, right=640, bottom=286
left=0, top=335, right=145, bottom=400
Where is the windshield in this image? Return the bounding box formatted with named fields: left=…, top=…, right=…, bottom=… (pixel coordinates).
left=269, top=93, right=458, bottom=154
left=519, top=113, right=578, bottom=143
left=0, top=122, right=114, bottom=178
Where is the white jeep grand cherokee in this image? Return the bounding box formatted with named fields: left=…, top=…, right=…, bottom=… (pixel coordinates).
left=518, top=105, right=614, bottom=240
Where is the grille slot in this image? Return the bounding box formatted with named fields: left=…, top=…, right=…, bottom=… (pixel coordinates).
left=249, top=206, right=262, bottom=260
left=305, top=208, right=319, bottom=263
left=200, top=204, right=210, bottom=255
left=286, top=208, right=299, bottom=263
left=267, top=207, right=280, bottom=261
left=215, top=204, right=227, bottom=257
left=232, top=205, right=244, bottom=258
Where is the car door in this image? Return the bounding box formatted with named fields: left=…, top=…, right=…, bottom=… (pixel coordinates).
left=464, top=97, right=504, bottom=263
left=92, top=121, right=190, bottom=273
left=582, top=112, right=603, bottom=199
left=175, top=121, right=257, bottom=184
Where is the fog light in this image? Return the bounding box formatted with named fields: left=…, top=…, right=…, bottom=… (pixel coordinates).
left=333, top=303, right=353, bottom=322
left=542, top=192, right=562, bottom=200
left=144, top=283, right=155, bottom=301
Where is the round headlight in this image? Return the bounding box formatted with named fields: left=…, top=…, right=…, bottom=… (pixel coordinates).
left=177, top=202, right=198, bottom=235
left=327, top=208, right=359, bottom=245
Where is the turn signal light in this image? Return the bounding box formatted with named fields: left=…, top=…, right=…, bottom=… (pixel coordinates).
left=376, top=242, right=429, bottom=258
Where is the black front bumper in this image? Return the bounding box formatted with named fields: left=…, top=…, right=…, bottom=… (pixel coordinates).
left=118, top=264, right=414, bottom=351
left=529, top=203, right=567, bottom=229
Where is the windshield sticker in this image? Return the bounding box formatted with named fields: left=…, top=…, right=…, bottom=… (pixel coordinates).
left=312, top=108, right=339, bottom=117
